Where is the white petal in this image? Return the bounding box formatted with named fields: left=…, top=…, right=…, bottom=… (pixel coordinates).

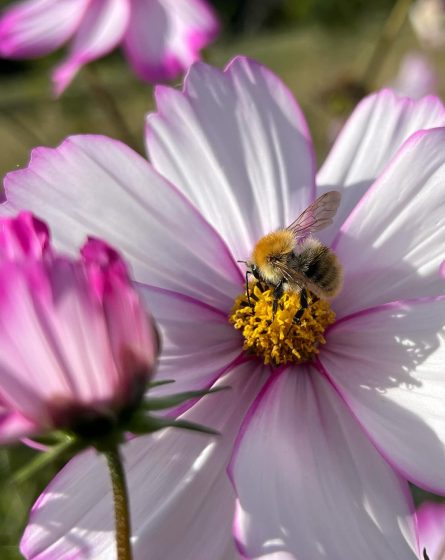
left=331, top=128, right=445, bottom=317
left=22, top=363, right=266, bottom=560
left=53, top=0, right=130, bottom=95
left=230, top=368, right=417, bottom=559
left=2, top=135, right=242, bottom=310
left=317, top=90, right=445, bottom=244
left=138, top=284, right=242, bottom=406
left=321, top=296, right=445, bottom=493
left=146, top=56, right=316, bottom=259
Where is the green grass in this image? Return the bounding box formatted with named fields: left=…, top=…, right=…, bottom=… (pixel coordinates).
left=0, top=15, right=443, bottom=558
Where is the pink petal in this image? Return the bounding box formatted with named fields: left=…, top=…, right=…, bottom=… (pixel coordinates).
left=417, top=502, right=445, bottom=559
left=0, top=257, right=125, bottom=425
left=229, top=368, right=418, bottom=559
left=317, top=90, right=445, bottom=244
left=331, top=128, right=445, bottom=317
left=146, top=56, right=316, bottom=260
left=2, top=135, right=242, bottom=310
left=81, top=239, right=158, bottom=393
left=0, top=0, right=88, bottom=58
left=0, top=212, right=50, bottom=260
left=138, top=284, right=242, bottom=408
left=0, top=408, right=38, bottom=443
left=21, top=363, right=267, bottom=560
left=391, top=52, right=438, bottom=100
left=321, top=296, right=445, bottom=493
left=123, top=0, right=218, bottom=82
left=52, top=0, right=130, bottom=96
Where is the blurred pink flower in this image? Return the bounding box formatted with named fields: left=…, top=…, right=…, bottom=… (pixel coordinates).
left=391, top=52, right=438, bottom=99
left=0, top=0, right=219, bottom=95
left=0, top=212, right=158, bottom=443
left=411, top=0, right=445, bottom=49
left=4, top=58, right=445, bottom=558
left=417, top=501, right=445, bottom=559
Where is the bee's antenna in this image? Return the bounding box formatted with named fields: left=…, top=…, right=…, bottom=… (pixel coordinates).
left=237, top=260, right=247, bottom=264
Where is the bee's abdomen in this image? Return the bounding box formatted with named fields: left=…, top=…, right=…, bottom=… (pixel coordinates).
left=293, top=240, right=343, bottom=297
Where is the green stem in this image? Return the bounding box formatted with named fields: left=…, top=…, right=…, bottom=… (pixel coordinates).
left=104, top=446, right=133, bottom=560
left=84, top=65, right=140, bottom=153
left=362, top=0, right=414, bottom=89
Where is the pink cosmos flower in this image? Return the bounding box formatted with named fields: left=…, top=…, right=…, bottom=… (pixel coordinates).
left=0, top=212, right=158, bottom=443
left=3, top=57, right=445, bottom=559
left=417, top=502, right=445, bottom=559
left=391, top=52, right=438, bottom=99
left=0, top=0, right=219, bottom=95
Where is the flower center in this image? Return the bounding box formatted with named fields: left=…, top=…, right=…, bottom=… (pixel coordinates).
left=229, top=281, right=335, bottom=366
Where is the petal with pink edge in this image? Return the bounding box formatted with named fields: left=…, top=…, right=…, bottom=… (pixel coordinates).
left=146, top=57, right=316, bottom=259
left=123, top=0, right=218, bottom=83
left=0, top=408, right=39, bottom=443
left=138, top=284, right=242, bottom=407
left=331, top=128, right=445, bottom=317
left=21, top=363, right=267, bottom=560
left=321, top=297, right=445, bottom=494
left=52, top=0, right=130, bottom=96
left=417, top=502, right=445, bottom=559
left=2, top=135, right=242, bottom=310
left=317, top=90, right=445, bottom=244
left=229, top=368, right=418, bottom=560
left=0, top=0, right=88, bottom=58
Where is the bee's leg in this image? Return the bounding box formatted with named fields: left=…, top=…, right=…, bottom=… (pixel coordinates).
left=272, top=281, right=284, bottom=317
left=245, top=270, right=252, bottom=307
left=293, top=288, right=308, bottom=324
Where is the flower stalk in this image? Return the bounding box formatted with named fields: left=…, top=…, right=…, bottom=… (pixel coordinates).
left=362, top=0, right=414, bottom=89
left=104, top=445, right=133, bottom=560
left=83, top=65, right=140, bottom=153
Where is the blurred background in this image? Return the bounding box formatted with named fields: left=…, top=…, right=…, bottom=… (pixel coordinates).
left=1, top=0, right=444, bottom=557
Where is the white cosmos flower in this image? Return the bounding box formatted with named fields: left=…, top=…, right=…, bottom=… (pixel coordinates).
left=3, top=58, right=445, bottom=559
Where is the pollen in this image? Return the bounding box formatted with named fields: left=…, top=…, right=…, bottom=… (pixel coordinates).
left=229, top=282, right=335, bottom=366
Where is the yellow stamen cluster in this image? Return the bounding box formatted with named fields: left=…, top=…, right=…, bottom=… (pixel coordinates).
left=229, top=282, right=335, bottom=366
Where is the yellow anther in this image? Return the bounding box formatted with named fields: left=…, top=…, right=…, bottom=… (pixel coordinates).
left=229, top=282, right=335, bottom=366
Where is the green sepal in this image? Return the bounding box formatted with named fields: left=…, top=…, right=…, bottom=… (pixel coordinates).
left=143, top=386, right=229, bottom=411
left=13, top=436, right=81, bottom=485
left=128, top=413, right=220, bottom=436
left=147, top=379, right=176, bottom=389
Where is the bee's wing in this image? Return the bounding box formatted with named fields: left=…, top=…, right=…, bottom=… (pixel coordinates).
left=272, top=260, right=307, bottom=291
left=287, top=191, right=341, bottom=240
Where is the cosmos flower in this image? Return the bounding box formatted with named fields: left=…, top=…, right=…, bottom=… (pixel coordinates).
left=390, top=52, right=438, bottom=99
left=0, top=0, right=219, bottom=95
left=4, top=58, right=445, bottom=558
left=417, top=501, right=445, bottom=559
left=0, top=212, right=158, bottom=444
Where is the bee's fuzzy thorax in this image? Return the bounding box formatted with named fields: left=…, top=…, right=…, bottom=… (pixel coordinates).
left=252, top=230, right=294, bottom=266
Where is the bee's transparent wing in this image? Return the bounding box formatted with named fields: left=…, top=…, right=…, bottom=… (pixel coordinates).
left=287, top=191, right=341, bottom=240
left=272, top=260, right=307, bottom=291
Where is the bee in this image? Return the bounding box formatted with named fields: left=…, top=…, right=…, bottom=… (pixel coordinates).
left=244, top=191, right=343, bottom=322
